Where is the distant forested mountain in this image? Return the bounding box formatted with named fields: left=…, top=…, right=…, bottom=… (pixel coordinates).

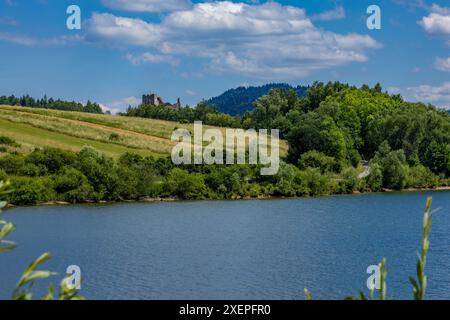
left=207, top=83, right=308, bottom=116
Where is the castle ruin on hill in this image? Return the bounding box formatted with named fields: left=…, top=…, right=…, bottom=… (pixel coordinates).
left=142, top=92, right=181, bottom=109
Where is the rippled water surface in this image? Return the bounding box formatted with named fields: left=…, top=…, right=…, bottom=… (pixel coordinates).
left=2, top=191, right=450, bottom=300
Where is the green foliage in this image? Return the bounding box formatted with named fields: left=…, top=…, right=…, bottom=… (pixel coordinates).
left=408, top=165, right=438, bottom=188
left=109, top=133, right=120, bottom=141
left=288, top=113, right=347, bottom=163
left=409, top=197, right=433, bottom=300
left=0, top=169, right=7, bottom=181
left=298, top=168, right=330, bottom=196
left=0, top=154, right=25, bottom=175
left=0, top=136, right=20, bottom=147
left=423, top=141, right=450, bottom=176
left=26, top=148, right=77, bottom=174
left=13, top=253, right=57, bottom=300
left=9, top=176, right=55, bottom=205
left=54, top=167, right=93, bottom=203
left=300, top=81, right=353, bottom=112
left=248, top=88, right=301, bottom=137
left=126, top=101, right=241, bottom=128
left=298, top=151, right=337, bottom=173
left=373, top=143, right=409, bottom=190
left=164, top=168, right=206, bottom=200
left=0, top=181, right=15, bottom=252
left=339, top=167, right=359, bottom=194
left=366, top=163, right=383, bottom=192
left=0, top=94, right=103, bottom=114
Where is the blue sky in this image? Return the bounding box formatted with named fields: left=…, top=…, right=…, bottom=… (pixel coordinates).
left=0, top=0, right=449, bottom=113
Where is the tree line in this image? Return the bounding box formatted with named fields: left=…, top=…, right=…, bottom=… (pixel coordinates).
left=0, top=143, right=447, bottom=206
left=0, top=94, right=103, bottom=114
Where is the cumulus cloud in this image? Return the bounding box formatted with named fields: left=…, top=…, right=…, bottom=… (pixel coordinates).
left=88, top=13, right=162, bottom=46
left=88, top=1, right=381, bottom=79
left=406, top=82, right=450, bottom=109
left=434, top=56, right=450, bottom=72
left=419, top=4, right=450, bottom=35
left=102, top=0, right=192, bottom=12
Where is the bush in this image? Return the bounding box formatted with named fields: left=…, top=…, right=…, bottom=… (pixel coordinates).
left=366, top=163, right=383, bottom=191
left=54, top=167, right=93, bottom=203
left=298, top=151, right=337, bottom=173
left=408, top=165, right=438, bottom=188
left=26, top=148, right=76, bottom=174
left=109, top=133, right=120, bottom=141
left=299, top=168, right=331, bottom=196
left=339, top=167, right=359, bottom=193
left=0, top=136, right=20, bottom=147
left=0, top=154, right=25, bottom=175
left=374, top=144, right=409, bottom=190
left=18, top=163, right=45, bottom=177
left=381, top=151, right=409, bottom=189
left=9, top=177, right=55, bottom=205
left=423, top=141, right=450, bottom=176
left=76, top=147, right=120, bottom=200
left=164, top=168, right=206, bottom=200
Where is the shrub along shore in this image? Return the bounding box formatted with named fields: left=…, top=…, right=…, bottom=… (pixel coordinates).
left=0, top=145, right=449, bottom=207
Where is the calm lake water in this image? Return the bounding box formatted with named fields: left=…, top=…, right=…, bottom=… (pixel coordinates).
left=1, top=191, right=450, bottom=300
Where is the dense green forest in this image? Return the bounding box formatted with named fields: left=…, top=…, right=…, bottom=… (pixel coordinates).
left=1, top=81, right=450, bottom=205
left=207, top=83, right=308, bottom=116
left=0, top=95, right=103, bottom=114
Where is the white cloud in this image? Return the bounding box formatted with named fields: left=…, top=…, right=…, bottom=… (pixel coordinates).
left=429, top=4, right=450, bottom=15
left=419, top=5, right=450, bottom=35
left=434, top=56, right=450, bottom=72
left=101, top=96, right=141, bottom=114
left=102, top=0, right=192, bottom=12
left=405, top=82, right=450, bottom=109
left=311, top=6, right=346, bottom=21
left=88, top=1, right=381, bottom=79
left=126, top=52, right=179, bottom=66
left=88, top=13, right=162, bottom=46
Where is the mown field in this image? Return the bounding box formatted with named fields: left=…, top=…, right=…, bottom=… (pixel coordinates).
left=0, top=105, right=288, bottom=159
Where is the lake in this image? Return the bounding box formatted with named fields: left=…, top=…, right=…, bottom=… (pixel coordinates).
left=1, top=191, right=450, bottom=300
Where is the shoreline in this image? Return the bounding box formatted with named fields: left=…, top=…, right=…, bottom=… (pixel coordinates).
left=5, top=186, right=450, bottom=209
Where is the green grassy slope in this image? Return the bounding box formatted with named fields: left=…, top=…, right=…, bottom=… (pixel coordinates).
left=0, top=105, right=288, bottom=158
